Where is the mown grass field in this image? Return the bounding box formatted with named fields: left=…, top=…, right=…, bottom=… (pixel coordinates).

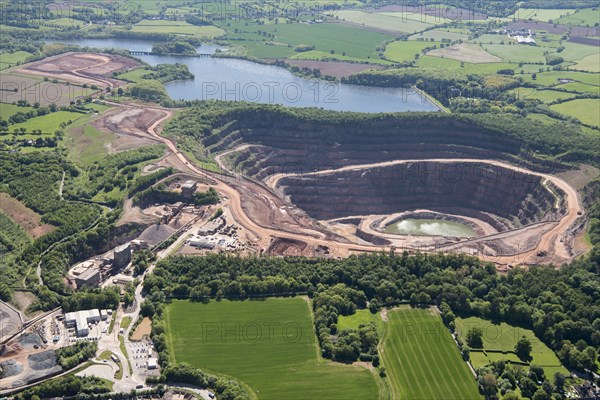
left=380, top=307, right=481, bottom=400
left=384, top=40, right=440, bottom=62
left=165, top=298, right=379, bottom=400
left=337, top=309, right=383, bottom=334
left=455, top=317, right=568, bottom=376
left=508, top=88, right=576, bottom=103
left=132, top=19, right=225, bottom=37
left=550, top=99, right=600, bottom=127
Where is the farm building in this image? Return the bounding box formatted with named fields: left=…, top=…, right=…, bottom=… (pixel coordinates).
left=113, top=243, right=132, bottom=269
left=514, top=35, right=536, bottom=45
left=65, top=309, right=101, bottom=336
left=181, top=180, right=197, bottom=199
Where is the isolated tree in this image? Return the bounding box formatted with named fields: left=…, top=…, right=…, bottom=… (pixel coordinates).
left=466, top=326, right=484, bottom=348
left=515, top=336, right=533, bottom=361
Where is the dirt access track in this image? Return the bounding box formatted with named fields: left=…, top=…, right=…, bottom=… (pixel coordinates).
left=12, top=52, right=139, bottom=89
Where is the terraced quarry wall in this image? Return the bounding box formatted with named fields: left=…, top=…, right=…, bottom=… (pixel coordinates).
left=277, top=162, right=560, bottom=229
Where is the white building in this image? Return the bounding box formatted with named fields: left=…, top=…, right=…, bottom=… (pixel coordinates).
left=65, top=309, right=101, bottom=337
left=147, top=358, right=158, bottom=370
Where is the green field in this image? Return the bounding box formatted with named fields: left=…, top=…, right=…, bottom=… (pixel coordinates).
left=509, top=88, right=576, bottom=103
left=482, top=43, right=548, bottom=63
left=66, top=124, right=117, bottom=164
left=417, top=55, right=541, bottom=74
left=10, top=111, right=85, bottom=134
left=256, top=23, right=393, bottom=59
left=550, top=99, right=600, bottom=127
left=334, top=10, right=433, bottom=33
left=0, top=103, right=34, bottom=121
left=384, top=40, right=440, bottom=62
left=409, top=28, right=469, bottom=41
left=572, top=53, right=600, bottom=72
left=510, top=8, right=576, bottom=22
left=0, top=51, right=33, bottom=69
left=165, top=298, right=379, bottom=400
left=337, top=309, right=383, bottom=334
left=455, top=317, right=568, bottom=376
left=556, top=8, right=600, bottom=26
left=117, top=68, right=152, bottom=83
left=132, top=19, right=225, bottom=37
left=380, top=307, right=481, bottom=400
left=289, top=50, right=393, bottom=65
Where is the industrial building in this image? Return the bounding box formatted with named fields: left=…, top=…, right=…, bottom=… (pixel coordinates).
left=65, top=309, right=103, bottom=336
left=181, top=180, right=197, bottom=199
left=113, top=243, right=132, bottom=269
left=147, top=358, right=158, bottom=370
left=74, top=267, right=100, bottom=289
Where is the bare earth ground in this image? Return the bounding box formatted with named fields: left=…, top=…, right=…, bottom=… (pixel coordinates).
left=427, top=43, right=502, bottom=63
left=0, top=193, right=54, bottom=239
left=283, top=59, right=384, bottom=78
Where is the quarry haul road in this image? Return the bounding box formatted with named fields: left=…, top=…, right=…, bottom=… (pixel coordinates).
left=101, top=102, right=582, bottom=267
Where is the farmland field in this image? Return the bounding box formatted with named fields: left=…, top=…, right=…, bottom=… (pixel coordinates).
left=550, top=99, right=600, bottom=127
left=427, top=43, right=502, bottom=63
left=556, top=8, right=600, bottom=26
left=482, top=43, right=548, bottom=63
left=165, top=298, right=379, bottom=400
left=409, top=28, right=469, bottom=41
left=132, top=19, right=225, bottom=37
left=257, top=23, right=393, bottom=59
left=510, top=8, right=576, bottom=22
left=0, top=103, right=34, bottom=120
left=455, top=317, right=568, bottom=376
left=572, top=53, right=600, bottom=72
left=334, top=10, right=433, bottom=33
left=380, top=307, right=481, bottom=400
left=9, top=110, right=86, bottom=134
left=508, top=88, right=576, bottom=103
left=0, top=210, right=31, bottom=253
left=384, top=40, right=440, bottom=62
left=0, top=51, right=33, bottom=70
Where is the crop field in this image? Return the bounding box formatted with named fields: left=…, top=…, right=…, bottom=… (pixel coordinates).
left=427, top=43, right=502, bottom=63
left=557, top=8, right=600, bottom=26
left=165, top=298, right=379, bottom=400
left=258, top=23, right=393, bottom=59
left=384, top=40, right=440, bottom=62
left=559, top=43, right=600, bottom=62
left=455, top=317, right=568, bottom=376
left=521, top=70, right=600, bottom=87
left=132, top=19, right=225, bottom=37
left=334, top=10, right=433, bottom=33
left=0, top=73, right=96, bottom=106
left=380, top=307, right=481, bottom=400
left=550, top=99, right=600, bottom=127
